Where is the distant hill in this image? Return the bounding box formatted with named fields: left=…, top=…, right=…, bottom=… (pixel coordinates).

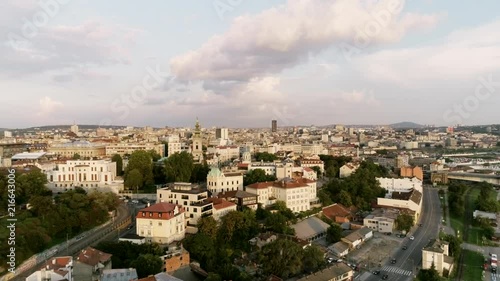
left=389, top=122, right=424, bottom=129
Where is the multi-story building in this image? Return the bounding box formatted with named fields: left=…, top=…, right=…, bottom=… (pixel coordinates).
left=105, top=143, right=165, bottom=157
left=400, top=166, right=424, bottom=181
left=156, top=183, right=213, bottom=226
left=27, top=257, right=73, bottom=281
left=297, top=262, right=353, bottom=281
left=422, top=239, right=454, bottom=276
left=48, top=141, right=106, bottom=158
left=136, top=202, right=186, bottom=244
left=271, top=120, right=277, bottom=132
left=377, top=189, right=423, bottom=222
left=168, top=142, right=182, bottom=156
left=208, top=198, right=238, bottom=221
left=74, top=247, right=112, bottom=281
left=245, top=178, right=317, bottom=212
left=206, top=167, right=243, bottom=196
left=206, top=145, right=240, bottom=162
left=45, top=160, right=117, bottom=189
left=340, top=162, right=360, bottom=178
left=363, top=215, right=395, bottom=233
left=377, top=177, right=423, bottom=193
left=215, top=128, right=229, bottom=140
left=298, top=157, right=325, bottom=173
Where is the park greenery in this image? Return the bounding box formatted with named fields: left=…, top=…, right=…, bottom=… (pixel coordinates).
left=184, top=208, right=325, bottom=280
left=321, top=160, right=388, bottom=211
left=326, top=223, right=343, bottom=243
left=318, top=155, right=352, bottom=178
left=0, top=169, right=119, bottom=268
left=95, top=241, right=163, bottom=278
left=447, top=181, right=467, bottom=217
left=254, top=152, right=278, bottom=162
left=415, top=263, right=445, bottom=281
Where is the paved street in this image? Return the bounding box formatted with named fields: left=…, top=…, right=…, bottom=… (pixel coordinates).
left=358, top=186, right=441, bottom=281
left=9, top=202, right=132, bottom=281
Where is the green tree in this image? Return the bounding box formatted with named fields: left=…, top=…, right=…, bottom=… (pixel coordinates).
left=302, top=245, right=326, bottom=273
left=205, top=273, right=222, bottom=281
left=311, top=166, right=322, bottom=177
left=243, top=169, right=277, bottom=186
left=326, top=223, right=343, bottom=243
left=184, top=233, right=216, bottom=270
left=130, top=254, right=163, bottom=278
left=125, top=169, right=143, bottom=193
left=338, top=190, right=353, bottom=207
left=325, top=166, right=337, bottom=178
left=197, top=216, right=218, bottom=240
left=259, top=239, right=304, bottom=279
left=124, top=150, right=154, bottom=188
left=318, top=190, right=333, bottom=206
left=265, top=212, right=293, bottom=235
left=255, top=152, right=278, bottom=162
left=147, top=149, right=162, bottom=162
left=395, top=213, right=414, bottom=233
left=111, top=154, right=123, bottom=176
left=190, top=162, right=210, bottom=183
left=416, top=263, right=444, bottom=281
left=164, top=151, right=194, bottom=182
left=72, top=153, right=81, bottom=160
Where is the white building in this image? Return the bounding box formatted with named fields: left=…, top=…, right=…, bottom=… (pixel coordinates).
left=206, top=167, right=243, bottom=196
left=298, top=157, right=325, bottom=173
left=46, top=160, right=118, bottom=189
left=157, top=183, right=213, bottom=226
left=340, top=162, right=360, bottom=178
left=377, top=189, right=423, bottom=222
left=207, top=145, right=240, bottom=162
left=245, top=178, right=317, bottom=212
left=136, top=202, right=186, bottom=244
left=422, top=240, right=454, bottom=276
left=70, top=124, right=79, bottom=134
left=377, top=177, right=423, bottom=193
left=215, top=128, right=229, bottom=140
left=168, top=142, right=182, bottom=156
left=363, top=215, right=395, bottom=233
left=209, top=198, right=238, bottom=221
left=26, top=257, right=73, bottom=281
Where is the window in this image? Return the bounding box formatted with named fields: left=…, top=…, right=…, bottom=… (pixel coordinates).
left=158, top=222, right=162, bottom=226
left=149, top=212, right=152, bottom=217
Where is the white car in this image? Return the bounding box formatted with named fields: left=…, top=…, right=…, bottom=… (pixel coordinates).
left=410, top=236, right=415, bottom=240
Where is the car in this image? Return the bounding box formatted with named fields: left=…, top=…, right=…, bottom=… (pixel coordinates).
left=373, top=270, right=380, bottom=275
left=410, top=236, right=415, bottom=240
left=327, top=257, right=334, bottom=263
left=336, top=259, right=343, bottom=263
left=382, top=274, right=388, bottom=280
left=391, top=258, right=396, bottom=264
left=127, top=225, right=133, bottom=230
left=402, top=245, right=408, bottom=250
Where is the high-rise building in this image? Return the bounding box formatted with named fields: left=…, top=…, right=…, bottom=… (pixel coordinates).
left=70, top=124, right=79, bottom=134
left=271, top=120, right=277, bottom=132
left=215, top=128, right=229, bottom=140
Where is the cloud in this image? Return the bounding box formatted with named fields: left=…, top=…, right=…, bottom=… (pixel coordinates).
left=38, top=96, right=63, bottom=116
left=170, top=0, right=441, bottom=88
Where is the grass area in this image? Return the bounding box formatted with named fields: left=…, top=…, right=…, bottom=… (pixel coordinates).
left=449, top=215, right=464, bottom=237
left=461, top=250, right=485, bottom=281
left=465, top=188, right=482, bottom=245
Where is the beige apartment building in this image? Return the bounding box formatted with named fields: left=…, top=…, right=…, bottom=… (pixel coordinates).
left=136, top=203, right=186, bottom=244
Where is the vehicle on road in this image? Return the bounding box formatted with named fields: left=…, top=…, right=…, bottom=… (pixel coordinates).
left=391, top=258, right=396, bottom=264
left=336, top=259, right=343, bottom=263
left=373, top=270, right=380, bottom=275
left=382, top=274, right=388, bottom=280
left=491, top=254, right=497, bottom=272
left=127, top=224, right=133, bottom=230
left=402, top=245, right=407, bottom=250
left=410, top=236, right=415, bottom=240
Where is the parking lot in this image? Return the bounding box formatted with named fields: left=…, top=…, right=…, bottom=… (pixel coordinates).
left=346, top=232, right=404, bottom=272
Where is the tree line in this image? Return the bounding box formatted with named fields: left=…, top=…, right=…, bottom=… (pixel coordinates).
left=185, top=208, right=325, bottom=280
left=0, top=169, right=119, bottom=267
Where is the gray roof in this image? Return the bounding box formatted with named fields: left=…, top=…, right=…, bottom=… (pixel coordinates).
left=357, top=227, right=373, bottom=237
left=292, top=217, right=330, bottom=240
left=153, top=273, right=183, bottom=281
left=297, top=263, right=352, bottom=281
left=12, top=152, right=46, bottom=160
left=100, top=269, right=138, bottom=281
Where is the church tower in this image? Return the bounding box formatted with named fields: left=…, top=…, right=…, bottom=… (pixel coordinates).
left=191, top=118, right=204, bottom=163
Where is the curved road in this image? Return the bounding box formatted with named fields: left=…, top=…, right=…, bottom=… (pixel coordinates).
left=362, top=186, right=442, bottom=281
left=9, top=202, right=132, bottom=281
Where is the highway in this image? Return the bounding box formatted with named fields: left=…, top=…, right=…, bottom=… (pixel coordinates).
left=9, top=202, right=132, bottom=281
left=362, top=186, right=442, bottom=281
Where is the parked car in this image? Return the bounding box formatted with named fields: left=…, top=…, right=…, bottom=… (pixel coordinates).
left=410, top=236, right=415, bottom=240
left=382, top=274, right=389, bottom=280
left=391, top=258, right=396, bottom=264
left=373, top=270, right=380, bottom=275
left=402, top=245, right=408, bottom=250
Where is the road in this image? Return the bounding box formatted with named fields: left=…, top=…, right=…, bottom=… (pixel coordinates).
left=9, top=202, right=132, bottom=281
left=361, top=186, right=442, bottom=281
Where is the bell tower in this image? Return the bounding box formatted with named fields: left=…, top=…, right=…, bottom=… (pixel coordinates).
left=191, top=118, right=204, bottom=163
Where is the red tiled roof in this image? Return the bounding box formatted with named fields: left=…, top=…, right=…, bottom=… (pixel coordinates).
left=76, top=247, right=112, bottom=267
left=246, top=181, right=274, bottom=189
left=303, top=167, right=313, bottom=172
left=136, top=203, right=184, bottom=221
left=209, top=198, right=237, bottom=210
left=322, top=204, right=352, bottom=221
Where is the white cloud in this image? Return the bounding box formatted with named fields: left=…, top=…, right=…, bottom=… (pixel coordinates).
left=38, top=96, right=63, bottom=116
left=170, top=0, right=441, bottom=85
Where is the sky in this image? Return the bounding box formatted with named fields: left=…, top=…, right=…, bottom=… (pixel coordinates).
left=1, top=0, right=500, bottom=129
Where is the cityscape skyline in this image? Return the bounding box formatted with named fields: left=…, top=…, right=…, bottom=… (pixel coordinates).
left=2, top=0, right=500, bottom=128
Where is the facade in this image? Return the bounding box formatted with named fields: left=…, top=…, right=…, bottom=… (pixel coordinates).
left=271, top=120, right=277, bottom=132
left=156, top=183, right=213, bottom=226
left=105, top=143, right=165, bottom=157
left=100, top=268, right=138, bottom=281
left=298, top=158, right=325, bottom=173
left=377, top=189, right=423, bottom=222
left=45, top=159, right=118, bottom=189
left=206, top=166, right=243, bottom=196
left=217, top=190, right=259, bottom=210
left=161, top=245, right=190, bottom=273
left=209, top=198, right=238, bottom=221
left=215, top=128, right=229, bottom=140
left=422, top=240, right=454, bottom=276
left=168, top=142, right=182, bottom=156
left=73, top=247, right=112, bottom=281
left=245, top=178, right=317, bottom=212
left=363, top=215, right=395, bottom=233
left=136, top=203, right=186, bottom=244
left=48, top=141, right=106, bottom=158
left=191, top=119, right=204, bottom=163
left=377, top=177, right=423, bottom=193
left=400, top=166, right=424, bottom=181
